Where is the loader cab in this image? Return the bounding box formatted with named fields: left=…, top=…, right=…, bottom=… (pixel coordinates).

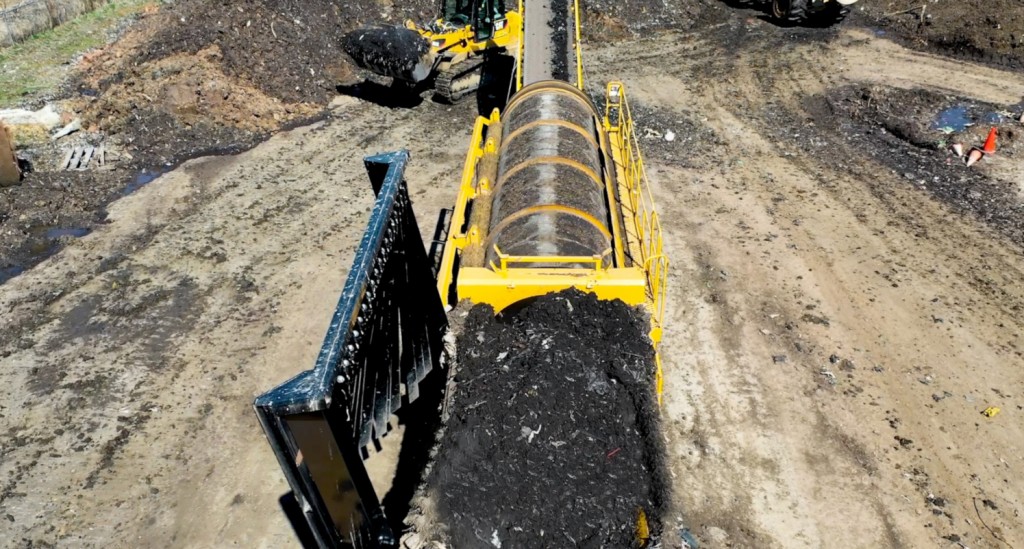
left=440, top=0, right=506, bottom=41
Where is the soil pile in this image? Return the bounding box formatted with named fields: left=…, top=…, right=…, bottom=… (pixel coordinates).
left=425, top=289, right=668, bottom=547
left=1, top=123, right=19, bottom=186
left=2, top=0, right=438, bottom=282
left=579, top=0, right=718, bottom=40
left=856, top=0, right=1024, bottom=70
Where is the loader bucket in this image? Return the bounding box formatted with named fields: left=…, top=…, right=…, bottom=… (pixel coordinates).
left=254, top=151, right=447, bottom=548
left=343, top=26, right=436, bottom=83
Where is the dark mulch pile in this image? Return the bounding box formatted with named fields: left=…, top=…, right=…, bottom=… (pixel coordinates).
left=135, top=0, right=434, bottom=104
left=343, top=26, right=432, bottom=83
left=579, top=0, right=716, bottom=40
left=427, top=289, right=668, bottom=547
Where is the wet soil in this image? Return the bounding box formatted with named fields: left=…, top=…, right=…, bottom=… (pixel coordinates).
left=855, top=0, right=1024, bottom=70
left=808, top=85, right=1024, bottom=245
left=2, top=0, right=436, bottom=283
left=425, top=290, right=667, bottom=547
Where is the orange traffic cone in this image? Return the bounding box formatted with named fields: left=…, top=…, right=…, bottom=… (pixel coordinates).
left=966, top=147, right=984, bottom=167
left=982, top=127, right=997, bottom=154
left=951, top=143, right=964, bottom=158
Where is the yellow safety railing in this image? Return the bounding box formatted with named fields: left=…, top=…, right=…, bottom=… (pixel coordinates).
left=490, top=246, right=610, bottom=272
left=516, top=0, right=524, bottom=91
left=603, top=81, right=669, bottom=402
left=572, top=0, right=584, bottom=89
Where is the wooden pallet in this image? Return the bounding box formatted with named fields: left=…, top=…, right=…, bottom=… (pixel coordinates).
left=61, top=145, right=105, bottom=170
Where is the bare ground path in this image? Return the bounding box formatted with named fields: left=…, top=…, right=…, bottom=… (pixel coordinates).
left=586, top=24, right=1024, bottom=548
left=2, top=19, right=1024, bottom=549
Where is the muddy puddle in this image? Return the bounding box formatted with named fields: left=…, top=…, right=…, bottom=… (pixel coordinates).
left=121, top=166, right=171, bottom=196
left=0, top=225, right=93, bottom=284
left=932, top=104, right=1005, bottom=133
left=0, top=164, right=172, bottom=285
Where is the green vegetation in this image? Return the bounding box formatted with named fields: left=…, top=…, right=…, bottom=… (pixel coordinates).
left=0, top=0, right=150, bottom=107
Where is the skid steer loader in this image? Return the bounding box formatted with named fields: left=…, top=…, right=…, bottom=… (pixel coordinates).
left=770, top=0, right=857, bottom=25
left=344, top=0, right=521, bottom=103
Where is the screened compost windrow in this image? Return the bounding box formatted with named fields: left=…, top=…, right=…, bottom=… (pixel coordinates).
left=423, top=289, right=668, bottom=547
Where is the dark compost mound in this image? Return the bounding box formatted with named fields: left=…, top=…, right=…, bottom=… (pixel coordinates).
left=135, top=0, right=434, bottom=103
left=427, top=289, right=668, bottom=547
left=343, top=26, right=433, bottom=83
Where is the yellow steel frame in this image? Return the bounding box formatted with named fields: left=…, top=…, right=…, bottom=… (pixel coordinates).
left=603, top=81, right=670, bottom=403
left=515, top=0, right=524, bottom=91
left=435, top=110, right=497, bottom=305
left=572, top=0, right=584, bottom=89
left=413, top=10, right=523, bottom=57
left=434, top=82, right=669, bottom=402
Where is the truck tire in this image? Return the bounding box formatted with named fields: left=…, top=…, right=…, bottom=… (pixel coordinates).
left=814, top=1, right=850, bottom=25
left=772, top=0, right=808, bottom=24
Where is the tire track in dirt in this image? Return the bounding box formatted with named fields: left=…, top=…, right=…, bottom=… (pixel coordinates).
left=586, top=23, right=1024, bottom=548
left=0, top=96, right=471, bottom=547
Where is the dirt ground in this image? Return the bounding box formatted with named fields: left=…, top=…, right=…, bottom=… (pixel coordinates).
left=2, top=1, right=1024, bottom=548
left=586, top=19, right=1024, bottom=546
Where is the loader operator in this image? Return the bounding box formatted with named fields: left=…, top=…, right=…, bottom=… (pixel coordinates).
left=444, top=0, right=475, bottom=25
left=442, top=0, right=505, bottom=30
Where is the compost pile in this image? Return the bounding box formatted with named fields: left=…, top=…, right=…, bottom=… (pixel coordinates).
left=134, top=0, right=433, bottom=103
left=425, top=289, right=668, bottom=547
left=343, top=26, right=433, bottom=83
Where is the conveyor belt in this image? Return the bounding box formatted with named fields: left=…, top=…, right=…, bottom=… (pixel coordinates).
left=521, top=0, right=570, bottom=85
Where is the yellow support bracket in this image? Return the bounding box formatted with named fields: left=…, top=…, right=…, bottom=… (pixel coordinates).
left=436, top=110, right=501, bottom=307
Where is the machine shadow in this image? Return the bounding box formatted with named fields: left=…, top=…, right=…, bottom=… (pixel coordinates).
left=278, top=492, right=320, bottom=549
left=337, top=80, right=426, bottom=109
left=475, top=53, right=517, bottom=116
left=380, top=364, right=448, bottom=536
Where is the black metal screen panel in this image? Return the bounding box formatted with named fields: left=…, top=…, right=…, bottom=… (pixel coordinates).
left=254, top=151, right=447, bottom=548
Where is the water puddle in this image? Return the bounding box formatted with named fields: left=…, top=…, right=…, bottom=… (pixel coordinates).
left=933, top=105, right=1007, bottom=133
left=121, top=166, right=171, bottom=196
left=0, top=265, right=26, bottom=284
left=1, top=226, right=93, bottom=285
left=932, top=105, right=971, bottom=132
left=45, top=227, right=91, bottom=239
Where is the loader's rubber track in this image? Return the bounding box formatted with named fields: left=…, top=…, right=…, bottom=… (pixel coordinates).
left=435, top=58, right=485, bottom=103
